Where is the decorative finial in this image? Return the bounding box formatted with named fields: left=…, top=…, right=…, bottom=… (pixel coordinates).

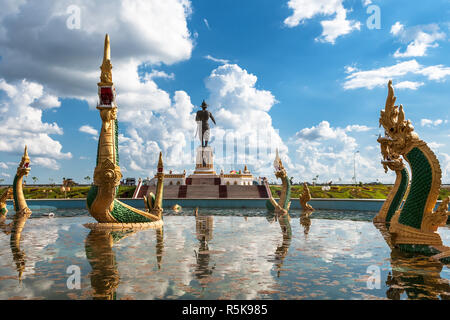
left=98, top=34, right=113, bottom=86
left=157, top=152, right=163, bottom=172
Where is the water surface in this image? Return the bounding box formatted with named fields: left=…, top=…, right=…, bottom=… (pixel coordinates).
left=0, top=208, right=449, bottom=300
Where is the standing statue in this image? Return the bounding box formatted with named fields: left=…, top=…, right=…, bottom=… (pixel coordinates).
left=195, top=100, right=216, bottom=148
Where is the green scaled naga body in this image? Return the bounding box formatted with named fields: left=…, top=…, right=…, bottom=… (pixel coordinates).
left=86, top=34, right=164, bottom=228
left=377, top=80, right=450, bottom=263
left=266, top=149, right=291, bottom=214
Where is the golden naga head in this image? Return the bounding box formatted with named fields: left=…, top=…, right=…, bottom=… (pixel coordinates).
left=17, top=146, right=31, bottom=177
left=378, top=80, right=419, bottom=158
left=273, top=149, right=287, bottom=179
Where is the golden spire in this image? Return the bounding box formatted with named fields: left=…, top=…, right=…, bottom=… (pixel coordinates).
left=23, top=145, right=29, bottom=160
left=157, top=152, right=163, bottom=172
left=98, top=34, right=113, bottom=86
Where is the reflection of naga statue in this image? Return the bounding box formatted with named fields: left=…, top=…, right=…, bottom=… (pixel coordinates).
left=194, top=210, right=215, bottom=283
left=86, top=34, right=164, bottom=228
left=377, top=81, right=450, bottom=262
left=85, top=226, right=164, bottom=300
left=272, top=212, right=292, bottom=278
left=299, top=182, right=314, bottom=212
left=266, top=149, right=291, bottom=214
left=0, top=147, right=33, bottom=281
left=300, top=212, right=312, bottom=237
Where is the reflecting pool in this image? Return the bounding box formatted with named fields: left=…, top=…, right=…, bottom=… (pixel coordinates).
left=1, top=208, right=450, bottom=300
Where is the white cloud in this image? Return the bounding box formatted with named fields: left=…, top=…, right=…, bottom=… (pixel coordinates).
left=203, top=18, right=210, bottom=29
left=395, top=80, right=424, bottom=90
left=317, top=7, right=361, bottom=44
left=344, top=124, right=372, bottom=132
left=79, top=125, right=98, bottom=136
left=290, top=121, right=386, bottom=183
left=1, top=173, right=10, bottom=178
left=0, top=79, right=72, bottom=163
left=0, top=162, right=8, bottom=169
left=0, top=0, right=194, bottom=100
left=33, top=157, right=60, bottom=170
left=429, top=142, right=444, bottom=149
left=420, top=118, right=448, bottom=127
left=204, top=55, right=230, bottom=64
left=284, top=0, right=360, bottom=44
left=390, top=22, right=404, bottom=36
left=144, top=70, right=175, bottom=81
left=0, top=0, right=194, bottom=174
left=343, top=60, right=450, bottom=90
left=391, top=23, right=446, bottom=58
left=417, top=65, right=450, bottom=81
left=205, top=64, right=290, bottom=176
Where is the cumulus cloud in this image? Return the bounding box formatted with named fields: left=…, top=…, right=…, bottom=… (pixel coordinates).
left=0, top=0, right=194, bottom=174
left=284, top=0, right=360, bottom=44
left=343, top=59, right=450, bottom=90
left=390, top=22, right=404, bottom=36
left=205, top=64, right=290, bottom=176
left=79, top=125, right=98, bottom=136
left=391, top=23, right=446, bottom=58
left=290, top=121, right=385, bottom=183
left=0, top=79, right=72, bottom=167
left=420, top=119, right=448, bottom=127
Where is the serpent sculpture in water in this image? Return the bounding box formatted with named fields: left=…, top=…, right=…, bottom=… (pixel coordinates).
left=377, top=80, right=450, bottom=263
left=85, top=34, right=164, bottom=229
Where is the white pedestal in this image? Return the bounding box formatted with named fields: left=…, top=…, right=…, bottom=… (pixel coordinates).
left=194, top=146, right=215, bottom=174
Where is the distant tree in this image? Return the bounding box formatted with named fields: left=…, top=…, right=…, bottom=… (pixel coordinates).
left=32, top=176, right=38, bottom=184
left=84, top=176, right=91, bottom=184
left=0, top=178, right=4, bottom=184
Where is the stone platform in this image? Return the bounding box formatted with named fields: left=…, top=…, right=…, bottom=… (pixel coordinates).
left=143, top=184, right=269, bottom=199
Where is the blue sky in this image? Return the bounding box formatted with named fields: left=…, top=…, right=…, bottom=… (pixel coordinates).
left=0, top=0, right=449, bottom=185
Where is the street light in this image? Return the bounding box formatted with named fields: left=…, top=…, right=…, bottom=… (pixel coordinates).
left=353, top=150, right=360, bottom=185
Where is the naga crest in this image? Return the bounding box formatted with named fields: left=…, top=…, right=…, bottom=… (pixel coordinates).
left=17, top=146, right=31, bottom=177
left=378, top=80, right=419, bottom=158
left=273, top=149, right=287, bottom=179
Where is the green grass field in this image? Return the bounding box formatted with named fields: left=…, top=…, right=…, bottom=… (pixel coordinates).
left=3, top=185, right=137, bottom=199
left=269, top=185, right=450, bottom=200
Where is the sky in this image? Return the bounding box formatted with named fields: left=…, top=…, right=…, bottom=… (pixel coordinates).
left=0, top=0, right=449, bottom=185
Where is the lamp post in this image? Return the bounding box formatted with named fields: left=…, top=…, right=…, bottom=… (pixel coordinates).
left=353, top=150, right=360, bottom=185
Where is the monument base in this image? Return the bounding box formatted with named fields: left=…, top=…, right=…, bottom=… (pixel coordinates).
left=193, top=146, right=215, bottom=174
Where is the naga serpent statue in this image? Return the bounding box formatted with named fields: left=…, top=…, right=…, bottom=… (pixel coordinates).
left=377, top=80, right=450, bottom=263
left=0, top=187, right=12, bottom=224
left=266, top=149, right=291, bottom=214
left=299, top=182, right=314, bottom=212
left=0, top=147, right=33, bottom=281
left=85, top=34, right=164, bottom=229
left=373, top=147, right=410, bottom=223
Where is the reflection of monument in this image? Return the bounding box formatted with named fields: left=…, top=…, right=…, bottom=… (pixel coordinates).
left=138, top=101, right=271, bottom=200
left=194, top=210, right=215, bottom=285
